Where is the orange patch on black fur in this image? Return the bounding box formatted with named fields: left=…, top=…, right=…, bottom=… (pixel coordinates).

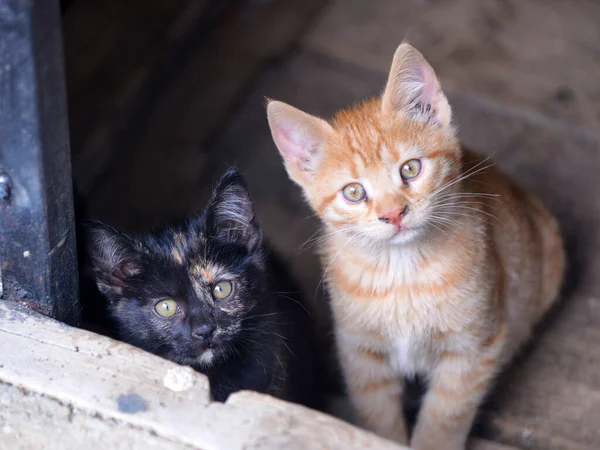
left=171, top=248, right=184, bottom=265
left=200, top=267, right=214, bottom=283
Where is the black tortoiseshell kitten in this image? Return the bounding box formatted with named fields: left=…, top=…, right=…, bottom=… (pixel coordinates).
left=87, top=169, right=319, bottom=406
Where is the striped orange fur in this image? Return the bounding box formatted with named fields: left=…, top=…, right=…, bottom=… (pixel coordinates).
left=266, top=43, right=565, bottom=450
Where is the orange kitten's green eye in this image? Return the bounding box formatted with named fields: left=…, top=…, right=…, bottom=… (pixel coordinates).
left=213, top=280, right=233, bottom=299
left=155, top=299, right=178, bottom=317
left=342, top=183, right=366, bottom=203
left=400, top=159, right=422, bottom=181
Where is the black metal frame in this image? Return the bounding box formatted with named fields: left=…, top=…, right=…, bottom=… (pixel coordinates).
left=0, top=0, right=80, bottom=325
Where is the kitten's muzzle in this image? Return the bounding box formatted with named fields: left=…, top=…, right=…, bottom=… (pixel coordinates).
left=192, top=324, right=215, bottom=344
left=379, top=205, right=409, bottom=227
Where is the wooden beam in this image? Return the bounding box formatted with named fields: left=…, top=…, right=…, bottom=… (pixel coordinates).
left=0, top=0, right=79, bottom=325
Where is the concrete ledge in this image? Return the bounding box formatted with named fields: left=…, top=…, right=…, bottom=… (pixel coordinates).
left=0, top=300, right=404, bottom=450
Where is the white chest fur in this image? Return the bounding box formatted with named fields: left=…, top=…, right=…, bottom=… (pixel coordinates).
left=389, top=332, right=439, bottom=377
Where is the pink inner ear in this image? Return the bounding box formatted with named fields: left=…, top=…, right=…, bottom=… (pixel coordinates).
left=273, top=127, right=306, bottom=161
left=419, top=64, right=438, bottom=108
left=268, top=101, right=335, bottom=181
left=382, top=44, right=452, bottom=128
left=272, top=122, right=321, bottom=177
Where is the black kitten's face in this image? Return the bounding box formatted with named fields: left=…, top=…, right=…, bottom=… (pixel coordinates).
left=113, top=232, right=264, bottom=367
left=88, top=169, right=265, bottom=368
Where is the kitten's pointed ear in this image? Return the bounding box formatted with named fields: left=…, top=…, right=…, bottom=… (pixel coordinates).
left=381, top=43, right=452, bottom=129
left=267, top=100, right=334, bottom=186
left=206, top=169, right=262, bottom=251
left=86, top=221, right=143, bottom=298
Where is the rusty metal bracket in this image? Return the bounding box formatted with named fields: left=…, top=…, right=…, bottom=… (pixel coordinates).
left=0, top=0, right=80, bottom=325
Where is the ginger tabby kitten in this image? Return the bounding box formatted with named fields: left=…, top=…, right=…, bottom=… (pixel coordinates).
left=266, top=43, right=565, bottom=449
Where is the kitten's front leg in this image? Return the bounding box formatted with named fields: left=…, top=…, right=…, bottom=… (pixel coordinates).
left=410, top=326, right=506, bottom=450
left=337, top=331, right=408, bottom=444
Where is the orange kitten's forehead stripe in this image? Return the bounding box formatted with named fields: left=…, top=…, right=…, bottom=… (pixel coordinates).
left=310, top=99, right=462, bottom=223
left=330, top=99, right=459, bottom=162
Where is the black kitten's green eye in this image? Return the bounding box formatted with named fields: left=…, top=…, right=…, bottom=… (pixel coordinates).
left=154, top=299, right=178, bottom=317
left=400, top=159, right=422, bottom=181
left=213, top=280, right=233, bottom=299
left=342, top=183, right=366, bottom=203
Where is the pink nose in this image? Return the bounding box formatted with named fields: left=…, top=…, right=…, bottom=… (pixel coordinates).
left=379, top=206, right=408, bottom=226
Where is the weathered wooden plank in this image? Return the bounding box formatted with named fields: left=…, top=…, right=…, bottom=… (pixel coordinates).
left=0, top=300, right=404, bottom=450
left=0, top=381, right=196, bottom=450
left=206, top=50, right=600, bottom=449
left=304, top=0, right=600, bottom=133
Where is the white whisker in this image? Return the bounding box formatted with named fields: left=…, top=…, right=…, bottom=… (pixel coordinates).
left=418, top=158, right=497, bottom=210
left=299, top=225, right=364, bottom=252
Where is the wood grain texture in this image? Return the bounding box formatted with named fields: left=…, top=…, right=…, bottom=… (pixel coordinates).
left=0, top=381, right=196, bottom=450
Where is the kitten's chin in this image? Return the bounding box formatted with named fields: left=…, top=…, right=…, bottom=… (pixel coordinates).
left=386, top=227, right=423, bottom=246
left=175, top=348, right=219, bottom=369
left=195, top=349, right=216, bottom=367
left=350, top=227, right=423, bottom=249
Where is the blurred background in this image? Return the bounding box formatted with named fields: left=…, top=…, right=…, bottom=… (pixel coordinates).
left=62, top=1, right=600, bottom=448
